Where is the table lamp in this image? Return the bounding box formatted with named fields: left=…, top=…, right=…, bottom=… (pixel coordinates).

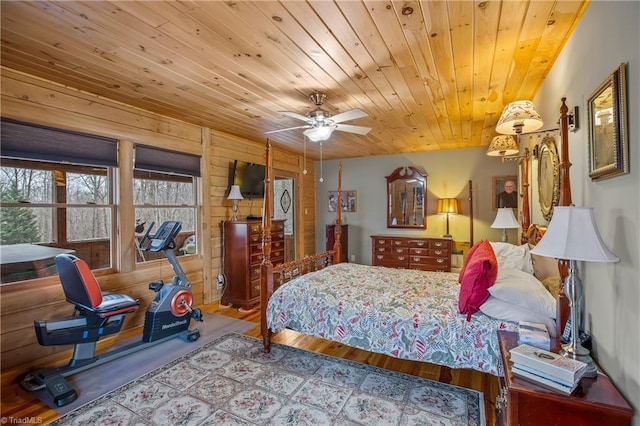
left=227, top=185, right=244, bottom=221
left=491, top=208, right=520, bottom=242
left=437, top=198, right=459, bottom=239
left=531, top=206, right=619, bottom=377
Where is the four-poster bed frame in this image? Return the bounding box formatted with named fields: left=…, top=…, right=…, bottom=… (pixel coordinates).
left=259, top=98, right=573, bottom=354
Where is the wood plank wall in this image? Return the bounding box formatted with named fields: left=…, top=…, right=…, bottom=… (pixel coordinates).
left=0, top=68, right=316, bottom=371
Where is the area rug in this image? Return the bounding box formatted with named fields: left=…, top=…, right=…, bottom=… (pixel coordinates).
left=36, top=314, right=255, bottom=415
left=49, top=333, right=485, bottom=425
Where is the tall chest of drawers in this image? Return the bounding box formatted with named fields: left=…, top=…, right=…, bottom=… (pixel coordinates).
left=370, top=235, right=451, bottom=272
left=222, top=220, right=285, bottom=309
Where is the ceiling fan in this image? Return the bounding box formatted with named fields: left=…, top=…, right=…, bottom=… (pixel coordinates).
left=265, top=93, right=371, bottom=142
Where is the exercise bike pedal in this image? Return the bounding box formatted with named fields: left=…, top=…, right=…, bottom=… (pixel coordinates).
left=44, top=374, right=78, bottom=407
left=148, top=280, right=164, bottom=292
left=192, top=307, right=203, bottom=322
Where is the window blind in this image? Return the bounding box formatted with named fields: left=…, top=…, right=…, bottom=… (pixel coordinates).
left=1, top=118, right=118, bottom=167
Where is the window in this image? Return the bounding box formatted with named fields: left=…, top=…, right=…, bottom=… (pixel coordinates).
left=1, top=119, right=117, bottom=284
left=133, top=145, right=200, bottom=262
left=0, top=159, right=114, bottom=283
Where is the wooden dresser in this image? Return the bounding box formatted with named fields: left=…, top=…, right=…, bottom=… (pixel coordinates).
left=496, top=330, right=632, bottom=426
left=370, top=235, right=451, bottom=272
left=222, top=219, right=285, bottom=309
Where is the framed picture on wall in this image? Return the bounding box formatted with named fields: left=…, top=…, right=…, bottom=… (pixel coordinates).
left=328, top=190, right=357, bottom=213
left=493, top=175, right=518, bottom=210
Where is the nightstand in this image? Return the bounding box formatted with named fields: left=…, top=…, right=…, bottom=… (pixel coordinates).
left=496, top=330, right=632, bottom=425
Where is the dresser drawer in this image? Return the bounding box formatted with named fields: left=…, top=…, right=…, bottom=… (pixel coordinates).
left=429, top=239, right=451, bottom=250
left=372, top=237, right=393, bottom=248
left=373, top=253, right=409, bottom=264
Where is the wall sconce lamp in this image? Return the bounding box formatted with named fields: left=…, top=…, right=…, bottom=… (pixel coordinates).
left=227, top=185, right=244, bottom=221
left=531, top=206, right=618, bottom=377
left=437, top=198, right=459, bottom=239
left=487, top=135, right=519, bottom=156
left=568, top=105, right=579, bottom=132
left=496, top=100, right=544, bottom=136
left=490, top=207, right=520, bottom=242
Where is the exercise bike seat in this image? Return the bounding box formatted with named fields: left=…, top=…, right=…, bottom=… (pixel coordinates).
left=56, top=254, right=140, bottom=318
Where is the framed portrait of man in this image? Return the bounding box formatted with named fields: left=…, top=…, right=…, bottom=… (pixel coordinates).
left=493, top=175, right=518, bottom=210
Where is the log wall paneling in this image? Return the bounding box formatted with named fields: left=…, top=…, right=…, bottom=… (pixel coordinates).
left=0, top=69, right=316, bottom=371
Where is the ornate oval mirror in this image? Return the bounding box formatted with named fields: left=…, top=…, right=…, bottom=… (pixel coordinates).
left=386, top=166, right=427, bottom=229
left=537, top=136, right=560, bottom=221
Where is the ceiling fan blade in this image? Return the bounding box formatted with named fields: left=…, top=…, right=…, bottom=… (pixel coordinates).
left=330, top=108, right=368, bottom=124
left=279, top=111, right=311, bottom=122
left=334, top=123, right=372, bottom=135
left=265, top=125, right=310, bottom=134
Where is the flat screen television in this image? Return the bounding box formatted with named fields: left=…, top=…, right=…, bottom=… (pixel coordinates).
left=231, top=160, right=265, bottom=198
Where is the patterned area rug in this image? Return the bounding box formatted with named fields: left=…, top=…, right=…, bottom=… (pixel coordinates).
left=50, top=333, right=485, bottom=425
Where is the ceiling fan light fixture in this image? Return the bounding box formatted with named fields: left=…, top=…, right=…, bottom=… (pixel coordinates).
left=303, top=125, right=335, bottom=142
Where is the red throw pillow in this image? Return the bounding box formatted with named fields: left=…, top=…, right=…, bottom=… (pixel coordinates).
left=458, top=239, right=482, bottom=283
left=458, top=240, right=498, bottom=320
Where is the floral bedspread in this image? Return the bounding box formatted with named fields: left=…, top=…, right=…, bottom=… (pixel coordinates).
left=267, top=262, right=518, bottom=376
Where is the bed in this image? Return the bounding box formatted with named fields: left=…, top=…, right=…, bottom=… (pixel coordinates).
left=259, top=99, right=573, bottom=376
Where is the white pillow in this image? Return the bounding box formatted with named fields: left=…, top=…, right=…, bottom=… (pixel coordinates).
left=489, top=242, right=534, bottom=275
left=480, top=296, right=557, bottom=337
left=488, top=267, right=556, bottom=319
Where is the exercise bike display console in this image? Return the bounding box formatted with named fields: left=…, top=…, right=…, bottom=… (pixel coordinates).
left=21, top=221, right=203, bottom=407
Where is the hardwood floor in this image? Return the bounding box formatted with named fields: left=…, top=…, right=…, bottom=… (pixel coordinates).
left=1, top=303, right=498, bottom=424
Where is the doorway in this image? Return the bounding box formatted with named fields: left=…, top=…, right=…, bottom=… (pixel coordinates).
left=273, top=175, right=295, bottom=262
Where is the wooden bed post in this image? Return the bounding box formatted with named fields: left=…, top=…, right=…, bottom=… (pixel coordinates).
left=520, top=148, right=530, bottom=245
left=261, top=139, right=274, bottom=352
left=333, top=162, right=343, bottom=264
left=468, top=180, right=474, bottom=246
left=556, top=98, right=572, bottom=337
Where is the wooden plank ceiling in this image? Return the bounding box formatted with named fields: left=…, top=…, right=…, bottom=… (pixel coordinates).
left=1, top=1, right=587, bottom=160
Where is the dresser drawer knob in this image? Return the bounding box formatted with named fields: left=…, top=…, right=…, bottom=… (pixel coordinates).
left=395, top=248, right=403, bottom=253
left=397, top=256, right=406, bottom=261
left=416, top=241, right=425, bottom=247
left=435, top=250, right=442, bottom=255
left=437, top=258, right=444, bottom=263
left=434, top=242, right=443, bottom=247
left=393, top=241, right=402, bottom=246
left=378, top=239, right=386, bottom=244
left=414, top=249, right=424, bottom=254
left=376, top=255, right=384, bottom=260
left=377, top=247, right=385, bottom=252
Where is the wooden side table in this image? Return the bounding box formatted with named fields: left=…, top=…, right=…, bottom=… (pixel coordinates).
left=496, top=330, right=632, bottom=425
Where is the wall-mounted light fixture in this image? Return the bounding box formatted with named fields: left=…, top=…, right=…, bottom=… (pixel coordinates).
left=496, top=100, right=544, bottom=136
left=568, top=105, right=579, bottom=132
left=487, top=135, right=519, bottom=156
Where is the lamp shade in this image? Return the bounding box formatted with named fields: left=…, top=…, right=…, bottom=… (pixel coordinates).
left=437, top=198, right=459, bottom=214
left=227, top=185, right=244, bottom=200
left=303, top=125, right=336, bottom=142
left=487, top=135, right=519, bottom=156
left=530, top=206, right=619, bottom=262
left=496, top=100, right=544, bottom=135
left=491, top=208, right=520, bottom=229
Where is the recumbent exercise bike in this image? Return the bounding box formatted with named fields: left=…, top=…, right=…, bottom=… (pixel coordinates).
left=20, top=220, right=203, bottom=407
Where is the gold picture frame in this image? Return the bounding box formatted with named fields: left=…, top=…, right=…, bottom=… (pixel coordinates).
left=587, top=63, right=629, bottom=180
left=328, top=190, right=357, bottom=213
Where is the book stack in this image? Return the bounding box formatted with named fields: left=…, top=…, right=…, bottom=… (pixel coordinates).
left=518, top=321, right=550, bottom=350
left=509, top=344, right=588, bottom=394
